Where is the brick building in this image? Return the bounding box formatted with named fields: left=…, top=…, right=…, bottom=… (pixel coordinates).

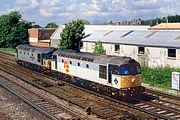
left=28, top=28, right=56, bottom=47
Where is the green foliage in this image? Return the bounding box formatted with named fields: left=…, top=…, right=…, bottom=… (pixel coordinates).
left=45, top=22, right=58, bottom=28
left=0, top=11, right=33, bottom=48
left=151, top=15, right=180, bottom=26
left=60, top=19, right=85, bottom=51
left=81, top=19, right=90, bottom=25
left=141, top=66, right=180, bottom=88
left=0, top=48, right=15, bottom=55
left=93, top=40, right=106, bottom=54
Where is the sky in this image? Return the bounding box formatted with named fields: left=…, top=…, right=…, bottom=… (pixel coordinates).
left=0, top=0, right=179, bottom=26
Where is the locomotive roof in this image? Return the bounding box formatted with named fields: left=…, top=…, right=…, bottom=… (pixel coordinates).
left=16, top=44, right=55, bottom=53
left=53, top=49, right=132, bottom=65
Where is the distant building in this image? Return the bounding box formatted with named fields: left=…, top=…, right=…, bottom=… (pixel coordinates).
left=115, top=19, right=151, bottom=25
left=28, top=28, right=56, bottom=47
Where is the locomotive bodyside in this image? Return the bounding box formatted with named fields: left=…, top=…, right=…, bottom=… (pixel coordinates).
left=16, top=44, right=145, bottom=98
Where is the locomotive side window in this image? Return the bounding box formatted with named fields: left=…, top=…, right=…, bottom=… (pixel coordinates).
left=86, top=64, right=89, bottom=68
left=99, top=65, right=107, bottom=79
left=37, top=54, right=41, bottom=62
left=70, top=61, right=72, bottom=64
left=119, top=65, right=129, bottom=75
left=78, top=63, right=80, bottom=66
left=62, top=59, right=64, bottom=63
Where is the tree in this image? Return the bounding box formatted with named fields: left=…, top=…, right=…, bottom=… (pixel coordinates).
left=45, top=22, right=58, bottom=28
left=0, top=11, right=33, bottom=48
left=93, top=40, right=106, bottom=55
left=59, top=19, right=85, bottom=51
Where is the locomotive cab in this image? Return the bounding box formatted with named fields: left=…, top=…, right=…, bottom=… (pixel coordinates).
left=108, top=59, right=145, bottom=97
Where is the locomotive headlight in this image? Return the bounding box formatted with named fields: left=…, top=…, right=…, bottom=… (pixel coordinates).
left=132, top=78, right=135, bottom=83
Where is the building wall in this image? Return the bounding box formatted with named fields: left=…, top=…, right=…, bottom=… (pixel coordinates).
left=28, top=28, right=55, bottom=47
left=51, top=39, right=60, bottom=48
left=81, top=42, right=180, bottom=68
left=29, top=42, right=50, bottom=47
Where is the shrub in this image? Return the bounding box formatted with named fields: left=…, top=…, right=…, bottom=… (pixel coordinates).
left=141, top=66, right=180, bottom=88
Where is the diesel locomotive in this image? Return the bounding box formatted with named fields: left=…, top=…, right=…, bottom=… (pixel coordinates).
left=16, top=44, right=145, bottom=98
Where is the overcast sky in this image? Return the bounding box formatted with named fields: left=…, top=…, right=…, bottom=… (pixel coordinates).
left=0, top=0, right=179, bottom=26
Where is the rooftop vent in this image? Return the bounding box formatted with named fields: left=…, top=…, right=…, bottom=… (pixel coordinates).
left=145, top=31, right=158, bottom=38
left=121, top=30, right=134, bottom=37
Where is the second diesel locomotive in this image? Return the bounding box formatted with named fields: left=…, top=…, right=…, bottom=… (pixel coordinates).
left=16, top=44, right=145, bottom=98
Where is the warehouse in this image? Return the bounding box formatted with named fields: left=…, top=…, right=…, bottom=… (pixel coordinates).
left=81, top=30, right=180, bottom=68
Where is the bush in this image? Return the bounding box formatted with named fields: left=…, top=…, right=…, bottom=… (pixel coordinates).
left=141, top=66, right=180, bottom=88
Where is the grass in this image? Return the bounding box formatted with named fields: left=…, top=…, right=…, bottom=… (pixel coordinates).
left=0, top=48, right=15, bottom=55
left=141, top=66, right=180, bottom=89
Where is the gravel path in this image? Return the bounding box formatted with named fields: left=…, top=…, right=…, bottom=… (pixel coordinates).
left=0, top=86, right=50, bottom=120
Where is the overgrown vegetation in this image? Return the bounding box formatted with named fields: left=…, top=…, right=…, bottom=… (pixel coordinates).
left=0, top=48, right=15, bottom=55
left=93, top=40, right=106, bottom=54
left=141, top=66, right=180, bottom=88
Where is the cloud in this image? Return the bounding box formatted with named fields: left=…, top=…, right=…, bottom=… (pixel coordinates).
left=0, top=0, right=179, bottom=26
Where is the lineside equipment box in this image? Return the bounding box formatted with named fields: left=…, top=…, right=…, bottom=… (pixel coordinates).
left=172, top=72, right=180, bottom=90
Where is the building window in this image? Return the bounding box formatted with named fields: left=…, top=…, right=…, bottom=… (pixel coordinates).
left=138, top=47, right=145, bottom=54
left=27, top=53, right=29, bottom=55
left=44, top=33, right=49, bottom=39
left=115, top=44, right=120, bottom=52
left=20, top=51, right=21, bottom=54
left=32, top=53, right=33, bottom=56
left=99, top=65, right=107, bottom=79
left=37, top=54, right=41, bottom=62
left=168, top=49, right=176, bottom=58
left=78, top=63, right=80, bottom=66
left=86, top=64, right=89, bottom=68
left=24, top=52, right=25, bottom=55
left=70, top=61, right=72, bottom=64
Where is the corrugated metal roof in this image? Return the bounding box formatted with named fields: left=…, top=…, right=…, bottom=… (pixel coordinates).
left=82, top=30, right=180, bottom=48
left=16, top=44, right=55, bottom=53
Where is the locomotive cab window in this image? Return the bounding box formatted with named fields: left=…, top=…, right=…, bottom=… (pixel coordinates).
left=119, top=65, right=129, bottom=75
left=99, top=65, right=107, bottom=79
left=136, top=65, right=141, bottom=74
left=168, top=49, right=176, bottom=58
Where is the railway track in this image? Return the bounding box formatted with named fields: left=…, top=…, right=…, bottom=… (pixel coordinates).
left=1, top=52, right=180, bottom=119
left=0, top=52, right=154, bottom=119
left=0, top=74, right=87, bottom=120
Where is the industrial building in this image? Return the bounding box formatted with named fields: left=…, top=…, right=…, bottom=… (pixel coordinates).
left=28, top=24, right=180, bottom=68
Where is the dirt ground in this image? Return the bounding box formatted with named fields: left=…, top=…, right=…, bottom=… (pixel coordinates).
left=0, top=86, right=50, bottom=120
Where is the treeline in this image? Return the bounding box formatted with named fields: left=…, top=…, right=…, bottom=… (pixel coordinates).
left=151, top=15, right=180, bottom=26
left=0, top=11, right=33, bottom=48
